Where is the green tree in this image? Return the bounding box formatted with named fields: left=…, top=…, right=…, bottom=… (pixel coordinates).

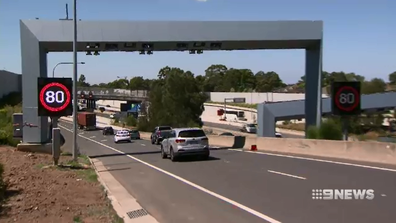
left=129, top=76, right=151, bottom=90
left=77, top=74, right=90, bottom=87
left=255, top=71, right=285, bottom=92
left=203, top=64, right=228, bottom=92
left=144, top=67, right=207, bottom=129
left=389, top=71, right=396, bottom=84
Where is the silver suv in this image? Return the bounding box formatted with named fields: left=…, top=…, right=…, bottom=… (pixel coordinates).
left=160, top=128, right=209, bottom=162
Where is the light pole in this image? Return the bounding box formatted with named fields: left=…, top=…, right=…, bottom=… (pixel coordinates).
left=52, top=61, right=85, bottom=78
left=72, top=0, right=79, bottom=161
left=51, top=61, right=85, bottom=141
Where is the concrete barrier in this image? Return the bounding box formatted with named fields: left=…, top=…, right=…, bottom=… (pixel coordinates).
left=208, top=135, right=396, bottom=166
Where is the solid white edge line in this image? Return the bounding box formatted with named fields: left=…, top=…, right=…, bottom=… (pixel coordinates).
left=267, top=170, right=306, bottom=180
left=241, top=151, right=396, bottom=173
left=59, top=126, right=281, bottom=223
left=60, top=119, right=396, bottom=173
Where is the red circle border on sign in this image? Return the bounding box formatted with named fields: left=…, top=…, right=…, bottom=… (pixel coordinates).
left=335, top=86, right=359, bottom=112
left=39, top=82, right=71, bottom=112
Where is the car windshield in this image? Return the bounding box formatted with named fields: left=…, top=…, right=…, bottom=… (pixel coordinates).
left=178, top=129, right=206, bottom=138
left=159, top=126, right=172, bottom=131
left=117, top=131, right=129, bottom=136
left=247, top=124, right=256, bottom=127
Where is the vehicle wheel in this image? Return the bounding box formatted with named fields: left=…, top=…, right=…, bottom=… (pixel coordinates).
left=170, top=148, right=177, bottom=162
left=161, top=146, right=167, bottom=159
left=151, top=138, right=155, bottom=144
left=129, top=140, right=132, bottom=143
left=155, top=139, right=160, bottom=145
left=115, top=141, right=118, bottom=144
left=202, top=154, right=210, bottom=160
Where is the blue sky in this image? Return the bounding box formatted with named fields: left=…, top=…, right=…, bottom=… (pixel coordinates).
left=1, top=0, right=395, bottom=84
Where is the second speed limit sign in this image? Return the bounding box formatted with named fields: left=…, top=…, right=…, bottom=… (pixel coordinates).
left=331, top=81, right=361, bottom=116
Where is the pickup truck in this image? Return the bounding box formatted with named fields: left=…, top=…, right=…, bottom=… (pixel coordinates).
left=77, top=112, right=96, bottom=130
left=150, top=126, right=172, bottom=145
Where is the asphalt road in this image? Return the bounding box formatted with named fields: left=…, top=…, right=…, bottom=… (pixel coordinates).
left=59, top=120, right=396, bottom=223
left=94, top=112, right=303, bottom=138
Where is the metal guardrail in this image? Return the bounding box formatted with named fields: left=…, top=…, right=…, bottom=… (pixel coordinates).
left=77, top=87, right=149, bottom=98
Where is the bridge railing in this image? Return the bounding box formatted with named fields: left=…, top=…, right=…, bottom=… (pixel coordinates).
left=77, top=87, right=149, bottom=98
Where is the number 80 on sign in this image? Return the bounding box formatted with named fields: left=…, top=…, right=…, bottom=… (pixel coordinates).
left=37, top=78, right=73, bottom=117
left=331, top=82, right=361, bottom=116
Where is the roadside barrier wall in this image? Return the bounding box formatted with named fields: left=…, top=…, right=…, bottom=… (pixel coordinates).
left=207, top=135, right=396, bottom=166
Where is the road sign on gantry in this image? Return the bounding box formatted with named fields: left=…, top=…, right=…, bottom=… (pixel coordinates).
left=37, top=77, right=73, bottom=117
left=331, top=81, right=361, bottom=116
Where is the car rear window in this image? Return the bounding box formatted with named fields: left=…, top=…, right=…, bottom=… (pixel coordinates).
left=130, top=130, right=139, bottom=133
left=117, top=131, right=129, bottom=135
left=159, top=126, right=172, bottom=131
left=247, top=124, right=256, bottom=127
left=178, top=130, right=206, bottom=138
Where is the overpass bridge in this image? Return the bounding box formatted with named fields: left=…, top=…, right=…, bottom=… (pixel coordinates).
left=77, top=87, right=149, bottom=101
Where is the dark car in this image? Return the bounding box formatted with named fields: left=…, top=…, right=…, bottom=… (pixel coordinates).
left=102, top=126, right=114, bottom=135
left=151, top=126, right=172, bottom=145
left=128, top=130, right=140, bottom=139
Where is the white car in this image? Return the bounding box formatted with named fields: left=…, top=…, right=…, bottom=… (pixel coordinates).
left=275, top=132, right=282, bottom=138
left=160, top=128, right=210, bottom=162
left=242, top=123, right=257, bottom=133
left=114, top=130, right=131, bottom=143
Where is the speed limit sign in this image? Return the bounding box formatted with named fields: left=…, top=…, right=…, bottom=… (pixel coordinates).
left=37, top=78, right=73, bottom=117
left=331, top=81, right=361, bottom=116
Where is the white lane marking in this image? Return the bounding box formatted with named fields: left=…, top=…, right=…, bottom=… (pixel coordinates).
left=241, top=150, right=396, bottom=173
left=101, top=139, right=107, bottom=142
left=381, top=194, right=387, bottom=197
left=267, top=170, right=306, bottom=180
left=90, top=136, right=96, bottom=138
left=141, top=144, right=146, bottom=146
left=59, top=126, right=281, bottom=223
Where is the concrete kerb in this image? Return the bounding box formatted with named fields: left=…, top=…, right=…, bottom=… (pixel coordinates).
left=88, top=157, right=159, bottom=223
left=88, top=158, right=129, bottom=221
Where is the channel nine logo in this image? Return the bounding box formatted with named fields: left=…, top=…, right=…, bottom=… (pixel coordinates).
left=312, top=189, right=375, bottom=200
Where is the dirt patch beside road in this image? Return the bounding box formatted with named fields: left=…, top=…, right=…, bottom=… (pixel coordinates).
left=0, top=146, right=123, bottom=223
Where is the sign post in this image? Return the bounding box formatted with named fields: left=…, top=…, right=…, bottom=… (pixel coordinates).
left=331, top=81, right=361, bottom=141
left=38, top=77, right=73, bottom=165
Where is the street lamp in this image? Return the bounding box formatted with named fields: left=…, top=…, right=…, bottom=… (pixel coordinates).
left=52, top=61, right=85, bottom=78
left=72, top=0, right=78, bottom=161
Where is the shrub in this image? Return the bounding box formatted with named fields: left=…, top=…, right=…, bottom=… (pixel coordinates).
left=306, top=125, right=320, bottom=139
left=125, top=116, right=137, bottom=127
left=319, top=119, right=343, bottom=140
left=137, top=116, right=151, bottom=132
left=0, top=104, right=22, bottom=146
left=306, top=119, right=343, bottom=140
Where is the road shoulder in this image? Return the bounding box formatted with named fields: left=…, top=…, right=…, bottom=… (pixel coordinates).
left=90, top=158, right=159, bottom=223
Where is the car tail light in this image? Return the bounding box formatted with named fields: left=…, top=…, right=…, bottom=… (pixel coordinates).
left=175, top=139, right=185, bottom=143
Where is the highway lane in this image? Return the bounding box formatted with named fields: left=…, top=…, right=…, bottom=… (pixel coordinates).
left=94, top=112, right=303, bottom=138
left=203, top=121, right=304, bottom=138
left=60, top=120, right=396, bottom=223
